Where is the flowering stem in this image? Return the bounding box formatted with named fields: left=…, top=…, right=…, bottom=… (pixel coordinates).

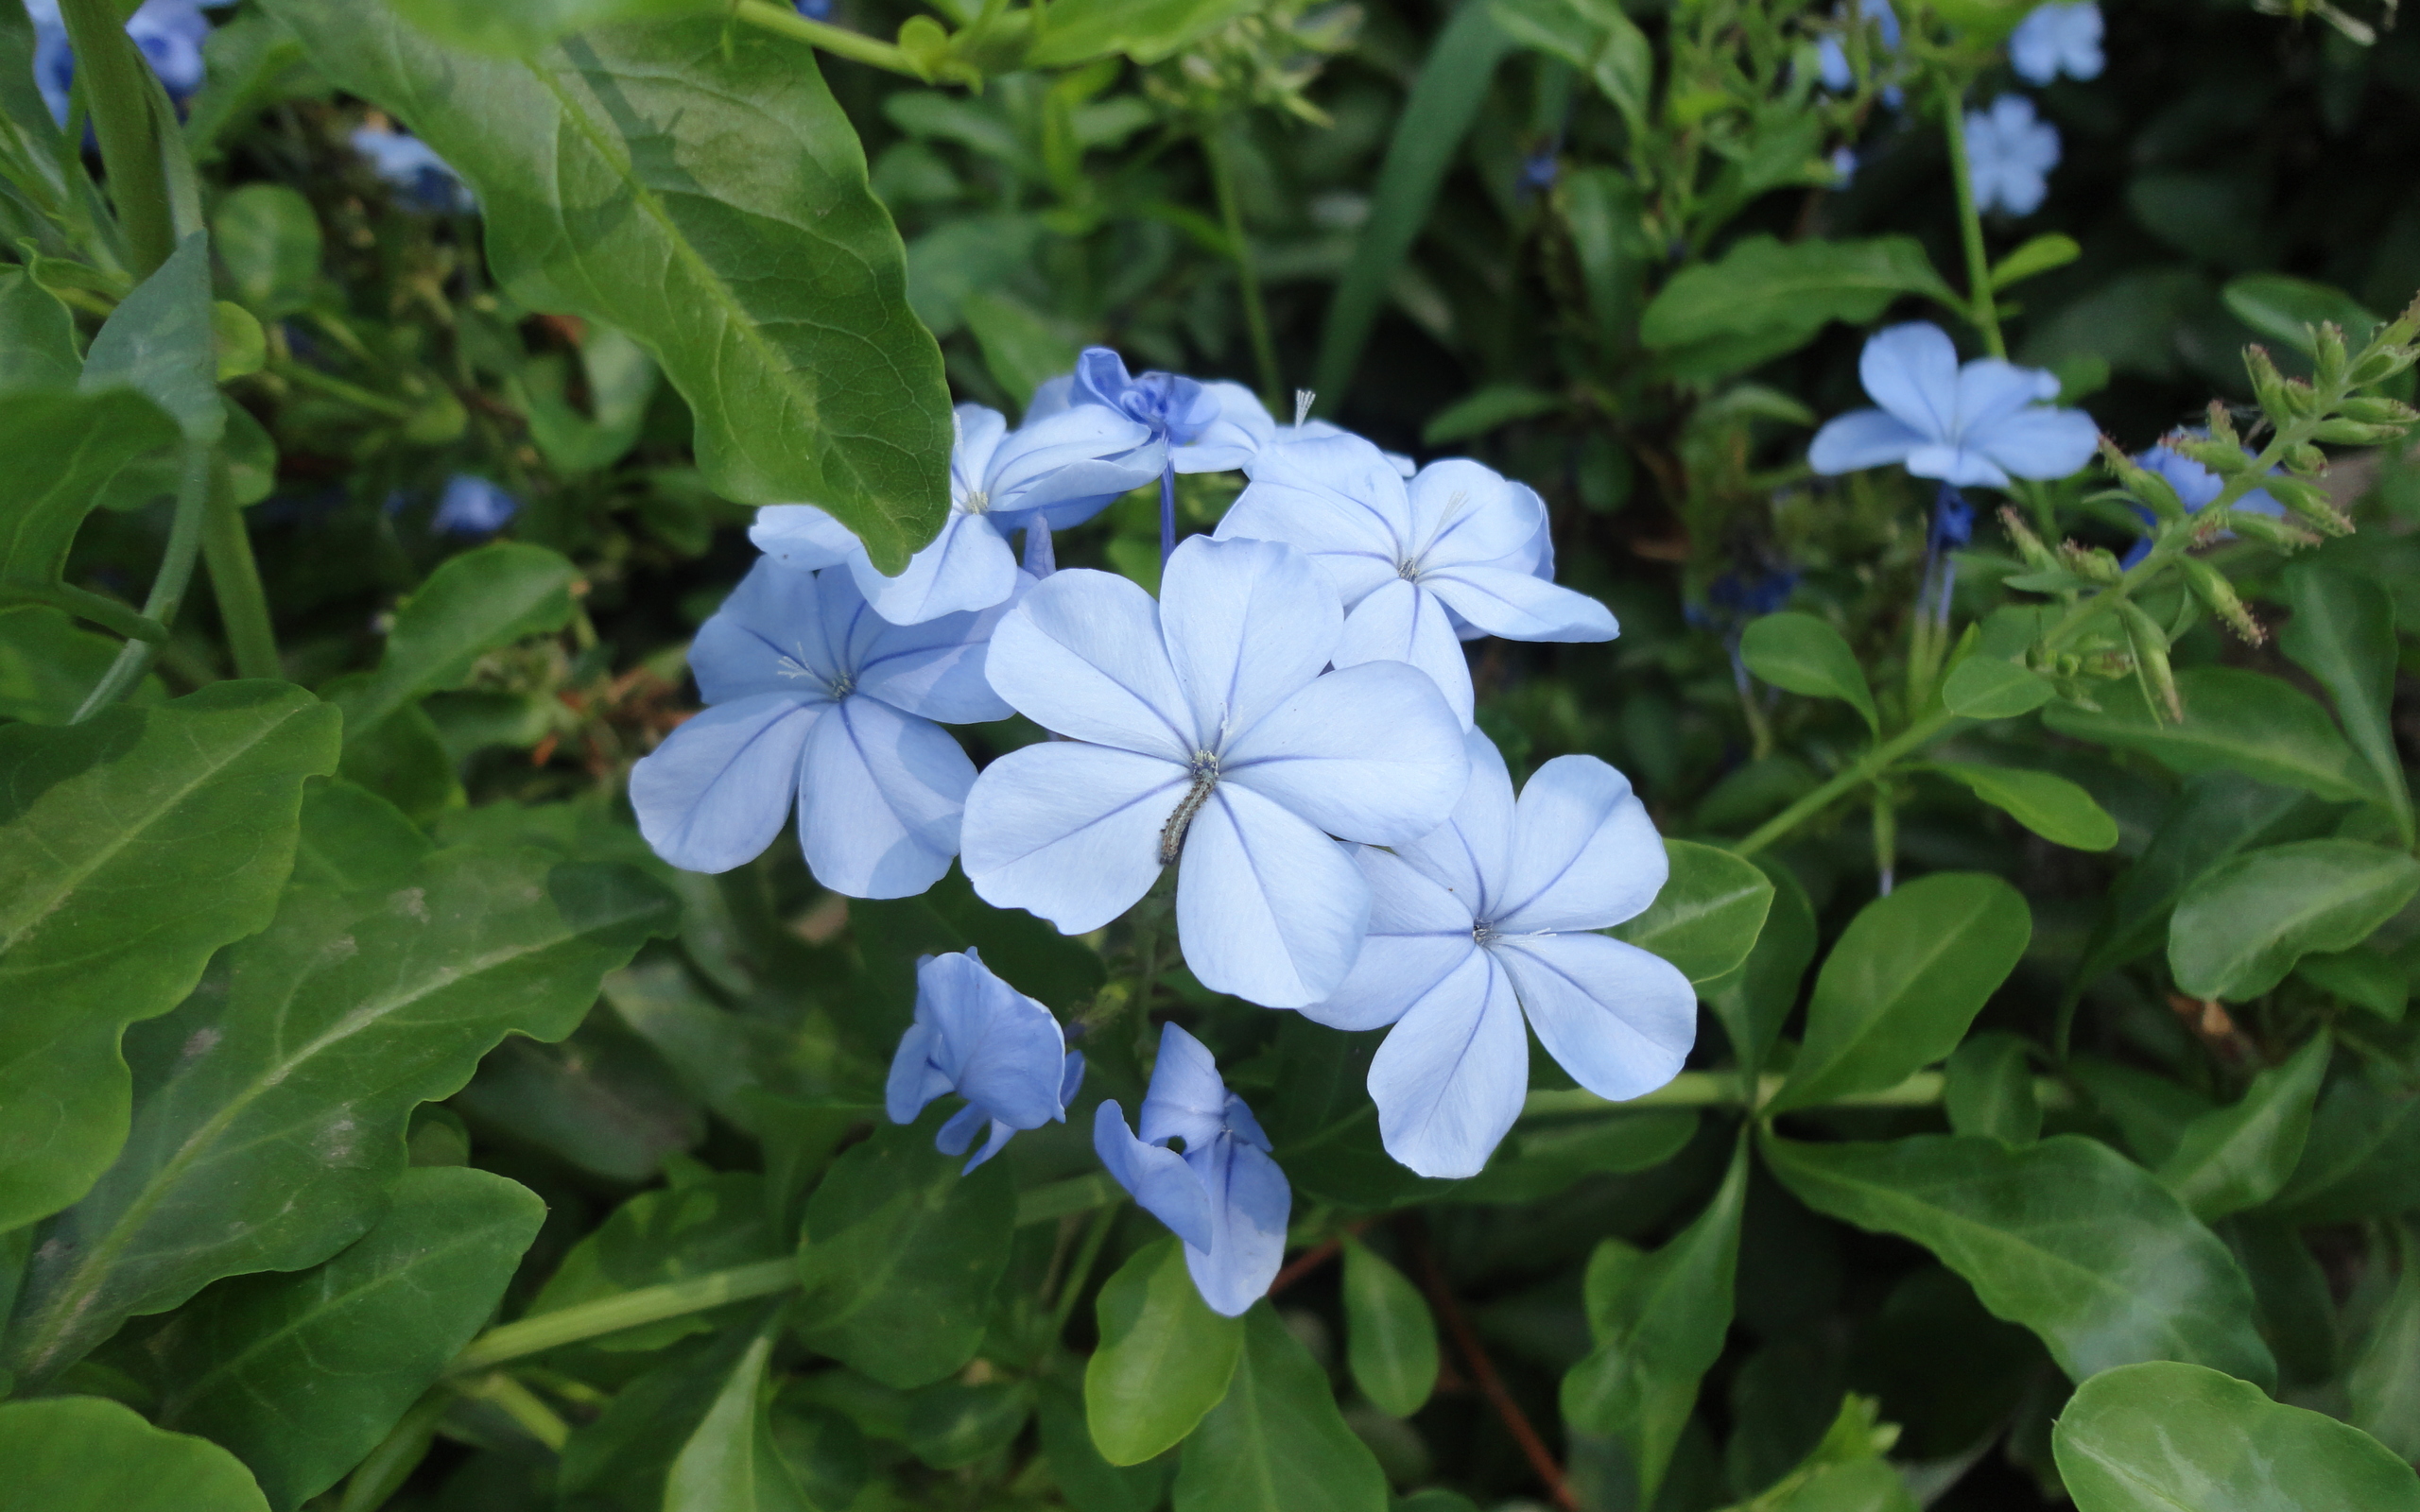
left=1939, top=88, right=2006, bottom=360
left=201, top=466, right=281, bottom=679
left=1202, top=119, right=1285, bottom=414
left=730, top=0, right=931, bottom=78
left=1519, top=1069, right=2075, bottom=1117
left=448, top=1258, right=798, bottom=1373
left=58, top=0, right=176, bottom=278
left=1732, top=703, right=1959, bottom=856
left=1046, top=1203, right=1118, bottom=1344
left=1158, top=465, right=1178, bottom=564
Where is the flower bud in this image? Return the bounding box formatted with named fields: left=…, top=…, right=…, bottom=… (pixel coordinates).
left=2118, top=600, right=2182, bottom=723
left=2224, top=509, right=2323, bottom=551
left=2262, top=475, right=2355, bottom=537
left=2100, top=438, right=2186, bottom=520
left=2281, top=443, right=2330, bottom=477
left=2061, top=541, right=2123, bottom=584
left=2348, top=344, right=2420, bottom=389
left=2245, top=347, right=2311, bottom=421
left=2180, top=557, right=2265, bottom=644
left=2312, top=417, right=2412, bottom=445
left=2174, top=436, right=2253, bottom=474
left=2335, top=395, right=2419, bottom=426
left=2314, top=322, right=2349, bottom=390
left=2204, top=401, right=2244, bottom=450
left=1996, top=506, right=2061, bottom=573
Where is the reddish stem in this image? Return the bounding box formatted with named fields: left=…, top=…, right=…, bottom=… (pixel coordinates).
left=1409, top=1226, right=1579, bottom=1512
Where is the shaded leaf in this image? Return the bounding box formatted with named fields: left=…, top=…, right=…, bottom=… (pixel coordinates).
left=1929, top=762, right=2118, bottom=850
left=0, top=1396, right=270, bottom=1512
left=2351, top=1223, right=2420, bottom=1463
left=2154, top=1035, right=2331, bottom=1221
left=1173, top=1303, right=1390, bottom=1512
left=2275, top=1067, right=2420, bottom=1224
left=1640, top=236, right=1959, bottom=352
left=1943, top=1031, right=2041, bottom=1144
left=389, top=0, right=714, bottom=54
left=0, top=266, right=80, bottom=389
left=529, top=1172, right=780, bottom=1351
left=2279, top=562, right=2411, bottom=844
left=1026, top=0, right=1269, bottom=67
left=1940, top=655, right=2054, bottom=719
left=337, top=541, right=580, bottom=741
left=1086, top=1236, right=1245, bottom=1466
left=1702, top=854, right=1816, bottom=1078
left=213, top=183, right=322, bottom=319
left=2168, top=839, right=2420, bottom=1001
left=0, top=389, right=182, bottom=593
left=2043, top=667, right=2377, bottom=804
left=665, top=1315, right=811, bottom=1512
left=1341, top=1238, right=1438, bottom=1418
left=1611, top=838, right=1774, bottom=984
left=1739, top=612, right=1877, bottom=735
left=82, top=232, right=223, bottom=443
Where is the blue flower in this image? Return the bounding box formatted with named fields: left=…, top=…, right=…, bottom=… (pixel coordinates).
left=2120, top=431, right=2287, bottom=566
left=351, top=123, right=475, bottom=214
left=630, top=558, right=1013, bottom=897
left=960, top=535, right=1469, bottom=1008
left=1829, top=146, right=1859, bottom=187
left=1029, top=349, right=1280, bottom=561
left=2009, top=2, right=2103, bottom=84
left=794, top=0, right=835, bottom=17
left=1964, top=94, right=2059, bottom=216
left=1302, top=730, right=1695, bottom=1178
left=24, top=0, right=234, bottom=126
left=1095, top=1022, right=1290, bottom=1316
left=1218, top=436, right=1616, bottom=730
left=431, top=474, right=517, bottom=536
left=1815, top=0, right=1901, bottom=95
left=752, top=402, right=1158, bottom=625
left=886, top=949, right=1083, bottom=1172
left=1809, top=323, right=2098, bottom=489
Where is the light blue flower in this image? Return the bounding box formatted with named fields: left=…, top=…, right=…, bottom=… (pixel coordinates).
left=1028, top=349, right=1279, bottom=560
left=2009, top=2, right=2103, bottom=85
left=1218, top=437, right=1616, bottom=729
left=1964, top=94, right=2059, bottom=216
left=886, top=949, right=1084, bottom=1172
left=431, top=474, right=517, bottom=536
left=752, top=403, right=1158, bottom=625
left=2121, top=431, right=2287, bottom=566
left=794, top=0, right=834, bottom=17
left=351, top=123, right=475, bottom=214
left=630, top=557, right=1013, bottom=898
left=1094, top=1022, right=1289, bottom=1316
left=960, top=535, right=1469, bottom=1008
left=1815, top=0, right=1901, bottom=95
left=1302, top=730, right=1695, bottom=1178
left=1809, top=323, right=2098, bottom=489
left=25, top=0, right=233, bottom=126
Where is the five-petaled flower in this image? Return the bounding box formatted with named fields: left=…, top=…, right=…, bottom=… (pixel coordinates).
left=630, top=558, right=1013, bottom=897
left=1219, top=436, right=1616, bottom=729
left=1808, top=323, right=2097, bottom=489
left=1303, top=730, right=1695, bottom=1178
left=886, top=949, right=1083, bottom=1172
left=1963, top=94, right=2060, bottom=216
left=2009, top=1, right=2103, bottom=85
left=1095, top=1022, right=1290, bottom=1316
left=960, top=535, right=1469, bottom=1008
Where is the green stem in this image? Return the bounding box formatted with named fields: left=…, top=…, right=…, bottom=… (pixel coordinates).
left=200, top=466, right=280, bottom=679
left=448, top=1258, right=797, bottom=1374
left=57, top=0, right=174, bottom=277
left=1940, top=88, right=2004, bottom=359
left=452, top=1371, right=570, bottom=1451
left=271, top=360, right=418, bottom=420
left=1202, top=120, right=1284, bottom=413
left=0, top=583, right=164, bottom=644
left=1048, top=1203, right=1118, bottom=1345
left=731, top=0, right=931, bottom=77
left=1520, top=1069, right=2075, bottom=1118
left=71, top=439, right=212, bottom=721
left=1735, top=704, right=1959, bottom=856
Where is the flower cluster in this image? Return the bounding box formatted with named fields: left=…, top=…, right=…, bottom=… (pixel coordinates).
left=24, top=0, right=235, bottom=127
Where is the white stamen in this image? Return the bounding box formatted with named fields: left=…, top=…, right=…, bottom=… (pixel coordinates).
left=1293, top=389, right=1315, bottom=427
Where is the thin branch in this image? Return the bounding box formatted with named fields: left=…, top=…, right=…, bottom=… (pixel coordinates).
left=1409, top=1222, right=1579, bottom=1512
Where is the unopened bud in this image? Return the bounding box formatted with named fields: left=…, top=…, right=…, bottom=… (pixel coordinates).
left=2174, top=436, right=2253, bottom=474
left=2245, top=347, right=2308, bottom=421
left=2314, top=322, right=2349, bottom=389
left=2282, top=443, right=2330, bottom=476
left=2225, top=510, right=2323, bottom=551
left=2264, top=475, right=2355, bottom=537
left=2313, top=417, right=2412, bottom=445
left=2118, top=600, right=2183, bottom=723
left=1997, top=506, right=2060, bottom=572
left=2101, top=438, right=2185, bottom=520
left=2180, top=557, right=2265, bottom=644
left=2061, top=541, right=2123, bottom=584
left=2205, top=401, right=2244, bottom=449
left=2336, top=395, right=2419, bottom=426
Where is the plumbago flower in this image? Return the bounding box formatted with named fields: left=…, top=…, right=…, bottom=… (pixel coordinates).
left=1304, top=731, right=1695, bottom=1178
left=753, top=403, right=1157, bottom=625
left=1809, top=323, right=2097, bottom=489
left=25, top=0, right=234, bottom=126
left=2122, top=431, right=2286, bottom=565
left=886, top=950, right=1083, bottom=1172
left=1815, top=0, right=1902, bottom=96
left=960, top=536, right=1469, bottom=1008
left=352, top=123, right=475, bottom=214
left=1096, top=1023, right=1289, bottom=1316
left=1218, top=436, right=1616, bottom=728
left=630, top=558, right=1012, bottom=898
left=1964, top=95, right=2060, bottom=216
left=2009, top=1, right=2103, bottom=84
left=431, top=474, right=516, bottom=536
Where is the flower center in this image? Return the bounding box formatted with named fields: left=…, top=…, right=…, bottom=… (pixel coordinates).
left=1158, top=751, right=1220, bottom=866
left=828, top=671, right=856, bottom=699
left=1472, top=920, right=1498, bottom=947
left=962, top=488, right=991, bottom=516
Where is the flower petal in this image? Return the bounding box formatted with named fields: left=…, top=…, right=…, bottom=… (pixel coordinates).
left=915, top=950, right=1068, bottom=1130
left=1494, top=932, right=1695, bottom=1102
left=1404, top=458, right=1541, bottom=570
left=849, top=507, right=1021, bottom=626
left=1220, top=660, right=1469, bottom=845
left=749, top=504, right=863, bottom=573
left=1332, top=579, right=1475, bottom=728
left=1807, top=407, right=1927, bottom=475
left=961, top=743, right=1184, bottom=933
left=1163, top=536, right=1342, bottom=747
left=1300, top=849, right=1478, bottom=1031
left=1176, top=782, right=1370, bottom=1008
left=1395, top=726, right=1516, bottom=919
left=1421, top=564, right=1618, bottom=644
left=1494, top=754, right=1667, bottom=932
left=1095, top=1101, right=1214, bottom=1253
left=1858, top=323, right=1961, bottom=440
left=951, top=404, right=1009, bottom=490
left=884, top=1022, right=951, bottom=1125
left=1369, top=948, right=1529, bottom=1178
left=690, top=558, right=842, bottom=704
left=854, top=599, right=1017, bottom=725
left=1972, top=404, right=2099, bottom=482
left=1171, top=381, right=1274, bottom=473
left=1139, top=1021, right=1230, bottom=1153
left=1185, top=1137, right=1290, bottom=1316
left=1952, top=357, right=2060, bottom=436
left=796, top=696, right=974, bottom=900
left=1219, top=435, right=1408, bottom=607
left=630, top=694, right=819, bottom=873
left=984, top=568, right=1193, bottom=761
left=984, top=403, right=1160, bottom=525
left=1903, top=443, right=2014, bottom=490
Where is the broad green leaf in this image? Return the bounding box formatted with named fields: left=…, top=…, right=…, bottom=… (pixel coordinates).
left=0, top=388, right=182, bottom=593
left=2043, top=666, right=2377, bottom=804
left=1639, top=235, right=1960, bottom=352
left=290, top=779, right=429, bottom=892
left=2280, top=563, right=2411, bottom=845
left=665, top=1316, right=811, bottom=1512
left=2295, top=946, right=2409, bottom=1021
left=1943, top=1031, right=2040, bottom=1144
left=6, top=844, right=674, bottom=1384
left=143, top=1167, right=544, bottom=1511
left=853, top=865, right=1108, bottom=1023
left=558, top=1311, right=781, bottom=1509
left=794, top=1122, right=1014, bottom=1388
left=1769, top=873, right=2031, bottom=1113
left=0, top=682, right=337, bottom=1235
left=1987, top=232, right=2081, bottom=291
left=262, top=2, right=952, bottom=572
left=529, top=1172, right=779, bottom=1351
left=2168, top=839, right=2420, bottom=1001
left=2153, top=1034, right=2331, bottom=1221
left=451, top=1016, right=704, bottom=1181
left=2350, top=1223, right=2420, bottom=1462
left=0, top=1396, right=271, bottom=1512
left=1172, top=1303, right=1390, bottom=1512
left=1702, top=854, right=1815, bottom=1077
left=388, top=0, right=714, bottom=54
left=2275, top=1065, right=2420, bottom=1224
left=2054, top=1360, right=2420, bottom=1511
left=1928, top=762, right=2119, bottom=850
left=1610, top=838, right=1774, bottom=983
left=1940, top=654, right=2053, bottom=719
left=1763, top=1133, right=2275, bottom=1387
left=182, top=9, right=314, bottom=163
left=1562, top=1135, right=1749, bottom=1504
left=518, top=324, right=659, bottom=474
left=907, top=1381, right=1033, bottom=1469
left=1039, top=1379, right=1170, bottom=1512
left=2231, top=1215, right=2339, bottom=1386
left=212, top=183, right=321, bottom=319
left=2221, top=272, right=2386, bottom=355
left=2069, top=1057, right=2215, bottom=1167
left=960, top=291, right=1078, bottom=416
left=0, top=266, right=80, bottom=389
left=1564, top=165, right=1651, bottom=345
left=1730, top=1395, right=1916, bottom=1512
left=1341, top=1238, right=1438, bottom=1418
left=1085, top=1236, right=1245, bottom=1466
left=1418, top=382, right=1564, bottom=447
left=1739, top=612, right=1877, bottom=735
left=1027, top=0, right=1268, bottom=68
left=0, top=605, right=163, bottom=723
left=81, top=232, right=223, bottom=443
left=338, top=541, right=580, bottom=740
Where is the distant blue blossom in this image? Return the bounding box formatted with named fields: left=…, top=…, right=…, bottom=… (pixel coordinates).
left=886, top=949, right=1082, bottom=1172
left=1517, top=149, right=1560, bottom=196
left=1964, top=94, right=2059, bottom=216
left=1095, top=1022, right=1289, bottom=1316
left=752, top=403, right=1156, bottom=625
left=1919, top=483, right=1975, bottom=629
left=794, top=0, right=835, bottom=17
left=351, top=123, right=475, bottom=214
left=2121, top=431, right=2287, bottom=566
left=1815, top=0, right=1902, bottom=99
left=630, top=558, right=1013, bottom=898
left=1809, top=323, right=2098, bottom=489
left=1829, top=146, right=1859, bottom=187
left=24, top=0, right=235, bottom=126
left=1219, top=437, right=1616, bottom=729
left=1302, top=730, right=1695, bottom=1178
left=2009, top=2, right=2103, bottom=84
left=960, top=536, right=1468, bottom=1008
left=431, top=474, right=517, bottom=536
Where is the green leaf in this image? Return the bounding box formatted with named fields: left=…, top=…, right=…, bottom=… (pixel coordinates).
left=212, top=183, right=322, bottom=319
left=1563, top=166, right=1650, bottom=346
left=1927, top=762, right=2119, bottom=850
left=0, top=606, right=163, bottom=724
left=0, top=1396, right=271, bottom=1512
left=1730, top=1394, right=1917, bottom=1512
left=529, top=1172, right=780, bottom=1351
left=82, top=232, right=224, bottom=444
left=1763, top=1132, right=2275, bottom=1387
left=960, top=291, right=1078, bottom=417
left=143, top=1167, right=544, bottom=1511
left=1562, top=1135, right=1749, bottom=1504
left=1489, top=0, right=1651, bottom=133
left=1446, top=1109, right=1697, bottom=1204
left=794, top=1122, right=1014, bottom=1389
left=0, top=266, right=81, bottom=389
left=386, top=0, right=715, bottom=54
left=1639, top=235, right=1960, bottom=353
left=907, top=1380, right=1034, bottom=1470
left=1987, top=232, right=2082, bottom=291
left=1739, top=612, right=1877, bottom=735
left=1340, top=1238, right=1438, bottom=1418
left=5, top=843, right=674, bottom=1384
left=1609, top=838, right=1774, bottom=984
left=1940, top=654, right=2054, bottom=719
left=852, top=865, right=1108, bottom=1022
left=2221, top=272, right=2387, bottom=356
left=1040, top=1378, right=1171, bottom=1512
left=2043, top=667, right=2377, bottom=804
left=1702, top=854, right=1816, bottom=1077
left=2279, top=563, right=2411, bottom=845
left=558, top=1312, right=781, bottom=1509
left=1944, top=1031, right=2041, bottom=1144
left=1769, top=873, right=2031, bottom=1114
left=2153, top=1035, right=2332, bottom=1221
left=337, top=542, right=579, bottom=740
left=0, top=682, right=337, bottom=1235
left=0, top=388, right=182, bottom=593
left=665, top=1315, right=811, bottom=1512
left=2350, top=1224, right=2420, bottom=1462
left=2168, top=839, right=2420, bottom=1001
left=1025, top=0, right=1268, bottom=67
left=1085, top=1236, right=1246, bottom=1466
left=2053, top=1360, right=2420, bottom=1511
left=1172, top=1303, right=1390, bottom=1512
left=2275, top=1066, right=2420, bottom=1224
left=1417, top=383, right=1564, bottom=447
left=261, top=2, right=952, bottom=572
left=2295, top=946, right=2409, bottom=1021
